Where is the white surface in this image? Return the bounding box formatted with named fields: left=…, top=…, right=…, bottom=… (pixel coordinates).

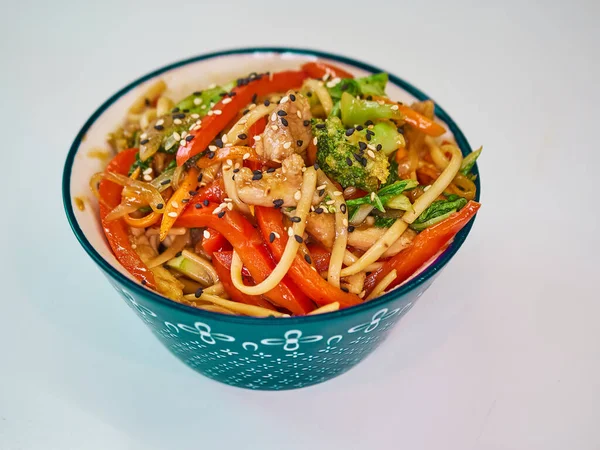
left=1, top=0, right=599, bottom=449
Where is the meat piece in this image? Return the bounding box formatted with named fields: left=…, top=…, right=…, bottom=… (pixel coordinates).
left=255, top=91, right=312, bottom=162
left=305, top=214, right=416, bottom=257
left=235, top=154, right=322, bottom=207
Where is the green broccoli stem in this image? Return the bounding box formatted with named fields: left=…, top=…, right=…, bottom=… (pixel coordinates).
left=340, top=92, right=402, bottom=126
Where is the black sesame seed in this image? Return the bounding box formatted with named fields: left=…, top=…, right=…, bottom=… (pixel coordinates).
left=263, top=99, right=271, bottom=107
left=315, top=123, right=325, bottom=129
left=215, top=138, right=223, bottom=148
left=359, top=157, right=367, bottom=167
left=203, top=199, right=209, bottom=206
left=366, top=95, right=373, bottom=101
left=294, top=235, right=303, bottom=243
left=175, top=251, right=183, bottom=258
left=219, top=92, right=227, bottom=97
left=193, top=91, right=202, bottom=96
left=313, top=163, right=320, bottom=170
left=242, top=109, right=250, bottom=115
left=366, top=129, right=375, bottom=136
left=345, top=128, right=355, bottom=136
left=303, top=120, right=310, bottom=127
left=237, top=133, right=247, bottom=140
left=296, top=140, right=303, bottom=147
left=217, top=211, right=226, bottom=218
left=376, top=144, right=382, bottom=151
left=232, top=175, right=235, bottom=181
left=229, top=91, right=236, bottom=96
left=273, top=199, right=284, bottom=208
left=173, top=112, right=186, bottom=119
left=140, top=138, right=149, bottom=145
left=318, top=189, right=325, bottom=197
left=141, top=279, right=147, bottom=285
left=207, top=151, right=215, bottom=159
left=340, top=204, right=347, bottom=213
left=252, top=173, right=263, bottom=181
left=397, top=126, right=404, bottom=134
left=290, top=216, right=301, bottom=223
left=181, top=198, right=189, bottom=203
left=289, top=94, right=296, bottom=101
left=195, top=203, right=202, bottom=209
left=314, top=207, right=324, bottom=214
left=233, top=168, right=240, bottom=173
left=154, top=124, right=164, bottom=131
left=267, top=167, right=276, bottom=173
left=366, top=134, right=372, bottom=141
left=341, top=286, right=349, bottom=293
left=306, top=91, right=313, bottom=97
left=269, top=232, right=276, bottom=243
left=251, top=93, right=258, bottom=103
left=188, top=190, right=197, bottom=196
left=281, top=118, right=288, bottom=127
left=160, top=179, right=171, bottom=185
left=183, top=109, right=190, bottom=113
left=277, top=110, right=287, bottom=117
left=186, top=135, right=194, bottom=142
left=144, top=98, right=150, bottom=107
left=197, top=173, right=203, bottom=182
left=156, top=203, right=164, bottom=210
left=356, top=125, right=364, bottom=131
left=364, top=120, right=374, bottom=126
left=194, top=287, right=204, bottom=298
left=172, top=107, right=180, bottom=113
left=346, top=157, right=353, bottom=166
left=348, top=225, right=355, bottom=232
left=304, top=254, right=312, bottom=264
left=358, top=142, right=367, bottom=151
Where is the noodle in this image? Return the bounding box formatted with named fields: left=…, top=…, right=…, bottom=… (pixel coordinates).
left=304, top=79, right=333, bottom=116
left=128, top=80, right=166, bottom=114
left=181, top=250, right=219, bottom=285
left=230, top=166, right=317, bottom=295
left=146, top=234, right=188, bottom=268
left=183, top=293, right=289, bottom=318
left=225, top=103, right=276, bottom=145
left=317, top=171, right=347, bottom=288
left=341, top=144, right=463, bottom=276
left=307, top=302, right=340, bottom=315
left=366, top=269, right=397, bottom=300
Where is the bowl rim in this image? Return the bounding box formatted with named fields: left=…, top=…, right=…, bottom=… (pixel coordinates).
left=62, top=46, right=480, bottom=324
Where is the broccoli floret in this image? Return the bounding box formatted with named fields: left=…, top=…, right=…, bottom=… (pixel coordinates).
left=312, top=117, right=389, bottom=192
left=327, top=73, right=388, bottom=118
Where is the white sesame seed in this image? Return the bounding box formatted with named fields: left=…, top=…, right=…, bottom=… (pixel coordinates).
left=243, top=152, right=251, bottom=160
left=359, top=290, right=366, bottom=298
left=234, top=162, right=241, bottom=170
left=222, top=97, right=232, bottom=104
left=140, top=132, right=147, bottom=140
left=203, top=230, right=211, bottom=239
left=225, top=143, right=232, bottom=147
left=248, top=103, right=256, bottom=110
left=313, top=137, right=318, bottom=145
left=172, top=131, right=181, bottom=140
left=423, top=185, right=432, bottom=192
left=239, top=118, right=247, bottom=124
left=283, top=141, right=292, bottom=149
left=390, top=104, right=399, bottom=111
left=155, top=119, right=164, bottom=126
left=191, top=113, right=200, bottom=119
left=167, top=212, right=178, bottom=218
left=179, top=140, right=186, bottom=146
left=181, top=131, right=188, bottom=138
left=212, top=207, right=222, bottom=215
left=208, top=145, right=217, bottom=152
left=326, top=199, right=335, bottom=205
left=273, top=231, right=280, bottom=239
left=173, top=118, right=182, bottom=125
left=224, top=197, right=233, bottom=202
left=280, top=96, right=289, bottom=104
left=213, top=110, right=222, bottom=115
left=296, top=110, right=302, bottom=119
left=271, top=125, right=278, bottom=131
left=221, top=134, right=228, bottom=143
left=253, top=136, right=261, bottom=142
left=326, top=77, right=341, bottom=88
left=142, top=167, right=153, bottom=175
left=317, top=184, right=327, bottom=191
left=302, top=167, right=307, bottom=172
left=227, top=203, right=233, bottom=210
left=131, top=244, right=137, bottom=249
left=207, top=110, right=213, bottom=116
left=143, top=174, right=152, bottom=181
left=367, top=150, right=375, bottom=159
left=377, top=100, right=385, bottom=105
left=367, top=144, right=376, bottom=151
left=208, top=83, right=216, bottom=89
left=287, top=227, right=294, bottom=237
left=171, top=201, right=179, bottom=208
left=271, top=112, right=277, bottom=122
left=201, top=105, right=207, bottom=109
left=193, top=97, right=203, bottom=106
left=333, top=191, right=343, bottom=196
left=294, top=191, right=302, bottom=201
left=226, top=159, right=233, bottom=167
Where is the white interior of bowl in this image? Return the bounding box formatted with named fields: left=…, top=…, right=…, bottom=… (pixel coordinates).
left=69, top=51, right=454, bottom=287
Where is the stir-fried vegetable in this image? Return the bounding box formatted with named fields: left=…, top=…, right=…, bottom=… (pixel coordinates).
left=410, top=194, right=468, bottom=231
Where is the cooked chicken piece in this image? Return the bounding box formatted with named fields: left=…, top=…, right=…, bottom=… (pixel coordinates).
left=255, top=91, right=312, bottom=162
left=305, top=214, right=416, bottom=257
left=235, top=154, right=323, bottom=207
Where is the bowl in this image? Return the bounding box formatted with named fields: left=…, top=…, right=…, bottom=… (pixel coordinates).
left=62, top=47, right=480, bottom=390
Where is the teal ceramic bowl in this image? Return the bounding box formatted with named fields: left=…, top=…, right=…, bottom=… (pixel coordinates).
left=63, top=48, right=480, bottom=390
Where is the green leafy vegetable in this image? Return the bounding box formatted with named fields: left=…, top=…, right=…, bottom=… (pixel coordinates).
left=410, top=194, right=468, bottom=231
left=346, top=179, right=418, bottom=212
left=355, top=73, right=388, bottom=97
left=460, top=147, right=482, bottom=175
left=165, top=159, right=177, bottom=171
left=128, top=151, right=152, bottom=176
left=327, top=73, right=388, bottom=118
left=373, top=216, right=397, bottom=228
left=312, top=117, right=389, bottom=192
left=175, top=82, right=235, bottom=116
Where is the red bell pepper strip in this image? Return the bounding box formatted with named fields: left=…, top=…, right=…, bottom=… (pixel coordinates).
left=202, top=228, right=231, bottom=255
left=255, top=206, right=362, bottom=309
left=189, top=178, right=225, bottom=205
left=212, top=251, right=276, bottom=310
left=307, top=244, right=331, bottom=273
left=301, top=61, right=354, bottom=80
left=364, top=201, right=481, bottom=295
left=176, top=70, right=308, bottom=166
left=98, top=148, right=156, bottom=288
left=175, top=204, right=313, bottom=315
